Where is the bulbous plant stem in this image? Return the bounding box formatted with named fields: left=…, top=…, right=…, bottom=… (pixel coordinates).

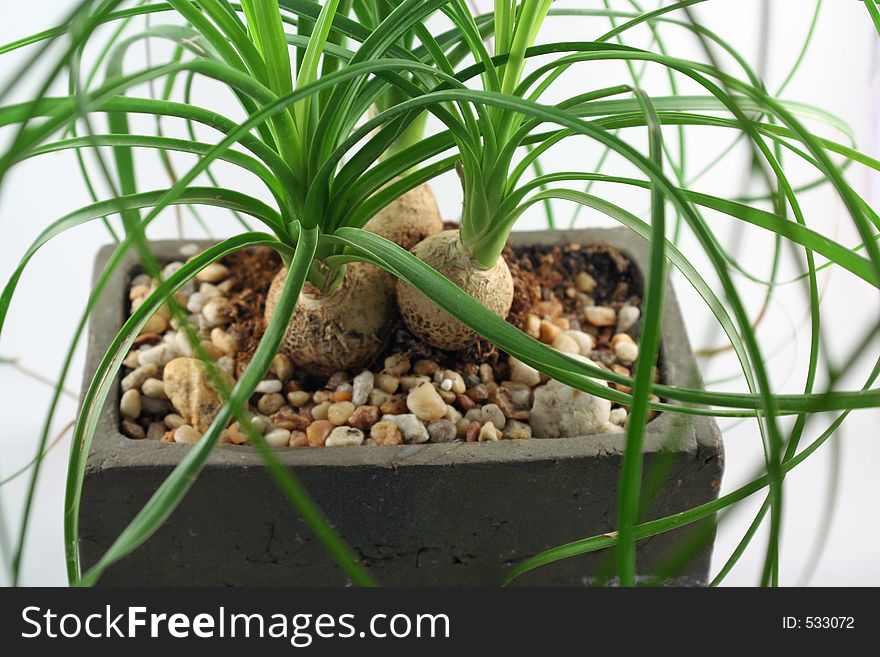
left=267, top=235, right=394, bottom=376
left=396, top=229, right=514, bottom=351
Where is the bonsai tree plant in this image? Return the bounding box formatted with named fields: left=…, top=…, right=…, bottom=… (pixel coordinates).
left=0, top=0, right=878, bottom=587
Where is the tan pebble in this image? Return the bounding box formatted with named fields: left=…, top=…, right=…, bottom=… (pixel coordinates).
left=369, top=388, right=391, bottom=408
left=174, top=424, right=201, bottom=444
left=121, top=420, right=145, bottom=440
left=380, top=394, right=408, bottom=415
left=647, top=395, right=660, bottom=420
left=251, top=415, right=269, bottom=433
left=155, top=304, right=171, bottom=321
left=120, top=389, right=142, bottom=419
left=196, top=262, right=230, bottom=283
left=508, top=357, right=541, bottom=387
left=552, top=334, right=580, bottom=354
left=313, top=390, right=333, bottom=404
left=270, top=353, right=294, bottom=381
left=327, top=401, right=355, bottom=425
left=311, top=401, right=331, bottom=420
left=479, top=422, right=502, bottom=442
left=455, top=417, right=470, bottom=438
left=383, top=353, right=411, bottom=377
left=525, top=314, right=541, bottom=338
left=210, top=327, right=238, bottom=356
left=289, top=430, right=309, bottom=448
left=129, top=283, right=150, bottom=301
left=502, top=419, right=532, bottom=440
left=257, top=392, right=285, bottom=415
left=479, top=363, right=495, bottom=383
left=561, top=330, right=594, bottom=355
left=400, top=375, right=430, bottom=391
left=375, top=373, right=399, bottom=394
left=438, top=389, right=456, bottom=404
left=611, top=364, right=632, bottom=394
left=480, top=403, right=507, bottom=430
left=264, top=428, right=291, bottom=447
left=614, top=339, right=639, bottom=365
left=198, top=340, right=225, bottom=360
left=465, top=384, right=489, bottom=403
left=332, top=389, right=353, bottom=402
left=574, top=271, right=597, bottom=293
left=141, top=377, right=167, bottom=399
left=347, top=405, right=380, bottom=430
left=413, top=359, right=439, bottom=376
left=123, top=351, right=140, bottom=369
left=371, top=421, right=403, bottom=446
left=552, top=316, right=571, bottom=330
left=306, top=420, right=334, bottom=447
left=287, top=390, right=311, bottom=407
left=584, top=306, right=617, bottom=327
left=146, top=422, right=166, bottom=441
left=442, top=370, right=466, bottom=394
left=164, top=413, right=186, bottom=430
left=406, top=382, right=447, bottom=421
left=139, top=313, right=168, bottom=336
left=227, top=422, right=248, bottom=445
left=539, top=320, right=562, bottom=344
left=269, top=410, right=310, bottom=432
left=122, top=363, right=158, bottom=391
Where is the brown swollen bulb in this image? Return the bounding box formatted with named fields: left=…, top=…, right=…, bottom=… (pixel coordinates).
left=363, top=182, right=443, bottom=250
left=264, top=262, right=395, bottom=376
left=396, top=230, right=513, bottom=351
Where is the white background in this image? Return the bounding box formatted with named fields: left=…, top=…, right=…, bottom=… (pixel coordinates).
left=0, top=0, right=878, bottom=586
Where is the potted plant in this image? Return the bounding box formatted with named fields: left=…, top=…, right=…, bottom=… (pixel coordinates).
left=1, top=0, right=877, bottom=587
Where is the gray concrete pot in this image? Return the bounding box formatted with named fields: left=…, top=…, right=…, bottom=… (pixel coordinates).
left=79, top=228, right=723, bottom=586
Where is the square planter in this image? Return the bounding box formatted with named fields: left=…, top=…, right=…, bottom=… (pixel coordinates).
left=79, top=228, right=723, bottom=586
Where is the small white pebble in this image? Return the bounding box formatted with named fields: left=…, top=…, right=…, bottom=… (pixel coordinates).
left=255, top=379, right=283, bottom=394
left=610, top=407, right=628, bottom=426
left=264, top=428, right=291, bottom=447
left=440, top=378, right=453, bottom=392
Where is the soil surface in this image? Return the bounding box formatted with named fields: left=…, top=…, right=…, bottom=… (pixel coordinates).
left=118, top=238, right=653, bottom=447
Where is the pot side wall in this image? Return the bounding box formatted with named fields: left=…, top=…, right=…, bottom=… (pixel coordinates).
left=78, top=228, right=723, bottom=586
